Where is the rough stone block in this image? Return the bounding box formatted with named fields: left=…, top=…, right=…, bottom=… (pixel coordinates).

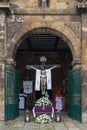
left=82, top=112, right=87, bottom=123
left=56, top=3, right=67, bottom=9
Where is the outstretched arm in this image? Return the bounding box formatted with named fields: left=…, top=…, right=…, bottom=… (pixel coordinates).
left=50, top=65, right=57, bottom=70
left=29, top=66, right=38, bottom=70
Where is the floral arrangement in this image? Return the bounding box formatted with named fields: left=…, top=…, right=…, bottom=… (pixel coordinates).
left=35, top=97, right=52, bottom=106
left=35, top=114, right=53, bottom=124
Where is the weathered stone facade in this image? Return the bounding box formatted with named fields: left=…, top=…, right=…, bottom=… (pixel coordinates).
left=0, top=11, right=6, bottom=120
left=0, top=0, right=87, bottom=122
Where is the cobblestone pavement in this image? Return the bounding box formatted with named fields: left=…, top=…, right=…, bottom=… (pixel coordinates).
left=0, top=112, right=87, bottom=130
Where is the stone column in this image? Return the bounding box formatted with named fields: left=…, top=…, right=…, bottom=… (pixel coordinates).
left=0, top=12, right=6, bottom=120
left=6, top=58, right=16, bottom=69
left=82, top=14, right=87, bottom=123
left=71, top=58, right=81, bottom=69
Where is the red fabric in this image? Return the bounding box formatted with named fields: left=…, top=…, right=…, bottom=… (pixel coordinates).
left=62, top=98, right=65, bottom=109
left=56, top=91, right=61, bottom=97
left=54, top=91, right=64, bottom=110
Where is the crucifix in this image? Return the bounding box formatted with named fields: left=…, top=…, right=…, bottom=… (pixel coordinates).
left=26, top=56, right=61, bottom=96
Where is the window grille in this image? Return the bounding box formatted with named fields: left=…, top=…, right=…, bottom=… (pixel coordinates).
left=38, top=0, right=50, bottom=8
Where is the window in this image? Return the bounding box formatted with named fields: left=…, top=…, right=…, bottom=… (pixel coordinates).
left=38, top=0, right=50, bottom=8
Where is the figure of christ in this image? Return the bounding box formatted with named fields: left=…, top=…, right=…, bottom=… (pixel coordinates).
left=30, top=65, right=57, bottom=95
left=40, top=66, right=47, bottom=95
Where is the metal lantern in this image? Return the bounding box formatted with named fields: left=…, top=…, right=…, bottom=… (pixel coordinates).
left=55, top=111, right=61, bottom=122
left=25, top=109, right=30, bottom=122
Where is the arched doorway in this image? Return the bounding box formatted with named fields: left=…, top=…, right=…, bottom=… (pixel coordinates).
left=15, top=27, right=72, bottom=113
left=5, top=27, right=82, bottom=122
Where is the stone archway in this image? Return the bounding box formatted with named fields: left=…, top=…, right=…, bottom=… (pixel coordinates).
left=4, top=22, right=82, bottom=121
left=13, top=24, right=81, bottom=108
left=6, top=22, right=81, bottom=66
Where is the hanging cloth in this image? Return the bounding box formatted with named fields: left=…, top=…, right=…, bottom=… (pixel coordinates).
left=35, top=69, right=41, bottom=91
left=46, top=69, right=52, bottom=90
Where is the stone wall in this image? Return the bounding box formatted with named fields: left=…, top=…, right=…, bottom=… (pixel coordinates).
left=5, top=0, right=81, bottom=61
left=0, top=0, right=87, bottom=122
left=6, top=14, right=81, bottom=61
left=6, top=0, right=82, bottom=120
left=0, top=12, right=5, bottom=120
left=82, top=14, right=87, bottom=122
left=10, top=0, right=75, bottom=10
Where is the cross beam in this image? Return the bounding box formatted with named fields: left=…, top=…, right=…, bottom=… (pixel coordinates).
left=26, top=64, right=61, bottom=70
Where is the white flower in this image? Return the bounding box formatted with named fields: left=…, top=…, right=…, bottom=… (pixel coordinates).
left=35, top=114, right=53, bottom=124
left=35, top=97, right=52, bottom=106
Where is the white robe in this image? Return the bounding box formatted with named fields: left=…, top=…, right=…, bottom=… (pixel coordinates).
left=19, top=94, right=25, bottom=109
left=46, top=69, right=52, bottom=90
left=35, top=69, right=40, bottom=91
left=35, top=69, right=52, bottom=91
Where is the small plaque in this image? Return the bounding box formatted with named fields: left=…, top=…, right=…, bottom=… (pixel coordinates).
left=23, top=81, right=33, bottom=94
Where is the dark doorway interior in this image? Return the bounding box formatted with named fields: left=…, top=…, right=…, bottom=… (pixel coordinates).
left=15, top=33, right=72, bottom=110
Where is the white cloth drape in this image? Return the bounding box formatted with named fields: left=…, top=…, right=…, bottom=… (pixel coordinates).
left=35, top=69, right=41, bottom=91
left=19, top=94, right=25, bottom=109
left=46, top=69, right=52, bottom=90
left=19, top=97, right=25, bottom=109
left=35, top=69, right=52, bottom=91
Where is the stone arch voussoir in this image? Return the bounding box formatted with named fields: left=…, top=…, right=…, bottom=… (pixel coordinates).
left=9, top=22, right=81, bottom=61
